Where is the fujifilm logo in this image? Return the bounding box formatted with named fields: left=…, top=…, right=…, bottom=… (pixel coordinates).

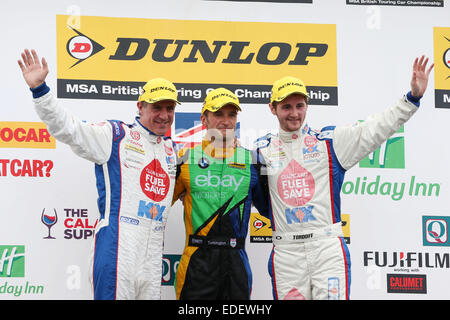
left=364, top=251, right=450, bottom=269
left=195, top=171, right=244, bottom=192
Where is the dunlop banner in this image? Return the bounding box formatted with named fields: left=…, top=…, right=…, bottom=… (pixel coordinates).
left=56, top=15, right=337, bottom=105
left=434, top=27, right=450, bottom=109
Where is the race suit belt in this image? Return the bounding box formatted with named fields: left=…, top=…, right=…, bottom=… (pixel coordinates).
left=188, top=235, right=245, bottom=249
left=272, top=222, right=344, bottom=244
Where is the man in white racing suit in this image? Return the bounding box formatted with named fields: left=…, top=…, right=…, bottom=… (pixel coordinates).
left=255, top=56, right=434, bottom=300
left=18, top=49, right=179, bottom=299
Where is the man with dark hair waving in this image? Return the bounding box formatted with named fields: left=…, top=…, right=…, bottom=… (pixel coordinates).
left=255, top=56, right=433, bottom=300
left=18, top=49, right=180, bottom=300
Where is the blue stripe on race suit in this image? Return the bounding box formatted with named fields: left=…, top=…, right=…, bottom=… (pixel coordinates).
left=95, top=164, right=106, bottom=220
left=338, top=237, right=352, bottom=300
left=93, top=120, right=125, bottom=300
left=320, top=127, right=351, bottom=299
left=268, top=247, right=277, bottom=300
left=249, top=158, right=270, bottom=221
left=239, top=249, right=252, bottom=298
left=254, top=136, right=275, bottom=231
left=319, top=127, right=346, bottom=224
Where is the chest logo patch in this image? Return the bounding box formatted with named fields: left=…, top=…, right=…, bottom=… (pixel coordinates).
left=277, top=160, right=315, bottom=206
left=140, top=159, right=170, bottom=201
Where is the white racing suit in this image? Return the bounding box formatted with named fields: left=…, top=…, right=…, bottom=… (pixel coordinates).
left=255, top=94, right=419, bottom=300
left=32, top=84, right=176, bottom=299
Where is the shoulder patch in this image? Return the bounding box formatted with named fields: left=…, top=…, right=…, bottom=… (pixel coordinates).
left=254, top=133, right=275, bottom=149
left=316, top=126, right=336, bottom=140
left=108, top=120, right=125, bottom=141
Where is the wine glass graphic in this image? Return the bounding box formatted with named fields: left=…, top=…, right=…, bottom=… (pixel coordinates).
left=41, top=208, right=58, bottom=239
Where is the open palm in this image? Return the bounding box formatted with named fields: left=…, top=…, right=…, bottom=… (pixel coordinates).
left=18, top=49, right=49, bottom=88
left=410, top=55, right=434, bottom=97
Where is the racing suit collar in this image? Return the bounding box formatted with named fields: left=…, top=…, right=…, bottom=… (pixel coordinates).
left=279, top=121, right=309, bottom=143
left=134, top=116, right=165, bottom=143
left=201, top=138, right=236, bottom=159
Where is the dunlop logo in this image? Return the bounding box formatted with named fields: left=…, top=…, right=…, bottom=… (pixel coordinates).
left=108, top=38, right=328, bottom=66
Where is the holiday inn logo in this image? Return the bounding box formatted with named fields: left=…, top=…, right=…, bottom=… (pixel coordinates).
left=0, top=245, right=45, bottom=297
left=0, top=245, right=25, bottom=277
left=359, top=125, right=405, bottom=169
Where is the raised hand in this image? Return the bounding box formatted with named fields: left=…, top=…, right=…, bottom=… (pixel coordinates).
left=18, top=49, right=49, bottom=88
left=410, top=55, right=434, bottom=97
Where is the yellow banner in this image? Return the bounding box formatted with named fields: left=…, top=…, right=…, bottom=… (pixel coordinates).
left=56, top=15, right=338, bottom=105
left=433, top=27, right=450, bottom=108
left=341, top=214, right=350, bottom=243
left=433, top=27, right=450, bottom=90
left=0, top=122, right=55, bottom=149
left=250, top=212, right=272, bottom=243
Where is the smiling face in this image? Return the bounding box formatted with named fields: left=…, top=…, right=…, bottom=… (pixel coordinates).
left=137, top=100, right=176, bottom=135
left=269, top=93, right=308, bottom=132
left=201, top=104, right=238, bottom=141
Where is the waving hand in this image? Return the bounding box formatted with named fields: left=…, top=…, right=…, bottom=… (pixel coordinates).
left=18, top=49, right=49, bottom=88
left=410, top=55, right=434, bottom=97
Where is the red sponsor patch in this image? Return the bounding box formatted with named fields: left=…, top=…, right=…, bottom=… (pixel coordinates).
left=277, top=160, right=315, bottom=206
left=140, top=159, right=170, bottom=201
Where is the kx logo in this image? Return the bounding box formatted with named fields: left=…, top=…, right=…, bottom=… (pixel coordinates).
left=285, top=206, right=315, bottom=224
left=0, top=246, right=25, bottom=277
left=359, top=125, right=405, bottom=169
left=138, top=201, right=166, bottom=221
left=303, top=145, right=318, bottom=154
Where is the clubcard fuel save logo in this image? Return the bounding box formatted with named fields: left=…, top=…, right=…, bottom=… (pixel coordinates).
left=359, top=125, right=405, bottom=169
left=56, top=15, right=338, bottom=105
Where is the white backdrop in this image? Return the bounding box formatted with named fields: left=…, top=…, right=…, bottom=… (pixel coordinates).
left=0, top=0, right=449, bottom=300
